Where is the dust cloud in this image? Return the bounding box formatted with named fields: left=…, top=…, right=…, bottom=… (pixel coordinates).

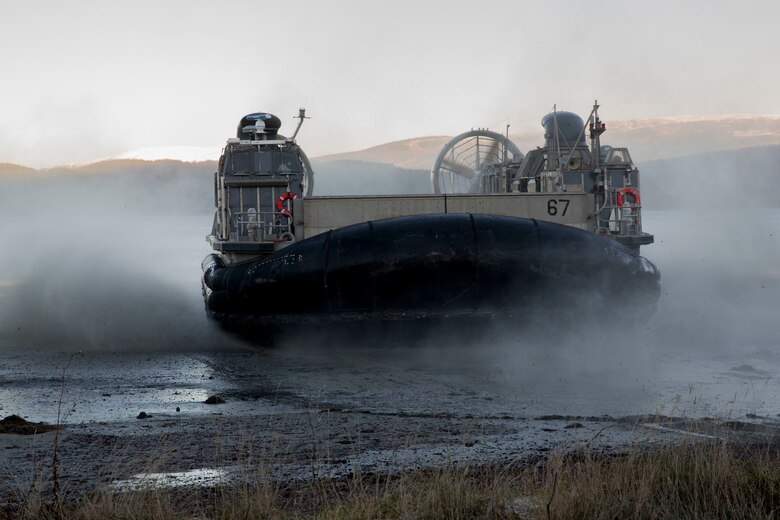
left=0, top=168, right=240, bottom=352
left=267, top=149, right=780, bottom=419
left=1, top=152, right=778, bottom=371
left=640, top=146, right=780, bottom=354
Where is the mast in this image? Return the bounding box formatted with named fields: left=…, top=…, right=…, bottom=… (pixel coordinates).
left=291, top=108, right=309, bottom=141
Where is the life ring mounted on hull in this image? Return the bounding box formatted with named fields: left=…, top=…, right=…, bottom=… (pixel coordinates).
left=276, top=191, right=298, bottom=218
left=616, top=188, right=641, bottom=210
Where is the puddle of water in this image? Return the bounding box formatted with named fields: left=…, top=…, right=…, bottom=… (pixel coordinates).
left=111, top=467, right=231, bottom=491
left=641, top=423, right=719, bottom=440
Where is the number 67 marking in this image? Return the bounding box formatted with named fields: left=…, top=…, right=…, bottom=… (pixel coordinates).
left=547, top=199, right=570, bottom=216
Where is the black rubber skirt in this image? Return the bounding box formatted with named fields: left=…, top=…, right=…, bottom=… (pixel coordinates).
left=202, top=213, right=659, bottom=330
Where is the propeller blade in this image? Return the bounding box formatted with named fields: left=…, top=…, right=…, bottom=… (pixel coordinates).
left=484, top=140, right=500, bottom=164
left=441, top=159, right=475, bottom=179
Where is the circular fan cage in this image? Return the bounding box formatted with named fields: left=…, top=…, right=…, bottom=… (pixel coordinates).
left=431, top=130, right=523, bottom=194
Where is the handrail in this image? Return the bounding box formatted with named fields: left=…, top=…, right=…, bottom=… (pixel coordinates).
left=604, top=201, right=642, bottom=237
left=229, top=210, right=293, bottom=243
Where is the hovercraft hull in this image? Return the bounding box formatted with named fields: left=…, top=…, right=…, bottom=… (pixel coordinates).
left=201, top=213, right=659, bottom=330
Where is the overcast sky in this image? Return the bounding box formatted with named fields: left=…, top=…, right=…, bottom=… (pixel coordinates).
left=2, top=0, right=779, bottom=167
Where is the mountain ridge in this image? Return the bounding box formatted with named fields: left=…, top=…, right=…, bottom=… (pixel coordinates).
left=3, top=114, right=780, bottom=173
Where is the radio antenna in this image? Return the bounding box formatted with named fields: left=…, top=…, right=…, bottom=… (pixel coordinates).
left=291, top=108, right=310, bottom=141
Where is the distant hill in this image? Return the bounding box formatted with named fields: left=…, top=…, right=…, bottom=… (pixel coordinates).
left=0, top=162, right=37, bottom=176
left=0, top=158, right=218, bottom=177
left=313, top=115, right=780, bottom=171
left=609, top=115, right=780, bottom=162
left=1, top=144, right=778, bottom=217
left=315, top=136, right=451, bottom=171
left=0, top=159, right=218, bottom=216
left=0, top=158, right=431, bottom=216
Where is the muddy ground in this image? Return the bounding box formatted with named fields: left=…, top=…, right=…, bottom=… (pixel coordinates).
left=1, top=333, right=779, bottom=496
left=1, top=211, right=779, bottom=496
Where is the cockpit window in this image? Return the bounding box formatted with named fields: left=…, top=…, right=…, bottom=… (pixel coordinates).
left=225, top=147, right=303, bottom=175
left=228, top=150, right=273, bottom=174
left=278, top=150, right=303, bottom=173
left=606, top=148, right=632, bottom=166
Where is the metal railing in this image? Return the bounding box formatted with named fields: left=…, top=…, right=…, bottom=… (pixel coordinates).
left=228, top=210, right=293, bottom=242
left=606, top=203, right=642, bottom=237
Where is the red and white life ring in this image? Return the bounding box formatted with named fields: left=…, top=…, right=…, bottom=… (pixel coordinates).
left=616, top=188, right=641, bottom=208
left=276, top=191, right=298, bottom=218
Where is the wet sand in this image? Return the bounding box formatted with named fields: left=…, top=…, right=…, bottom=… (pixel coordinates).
left=2, top=337, right=779, bottom=495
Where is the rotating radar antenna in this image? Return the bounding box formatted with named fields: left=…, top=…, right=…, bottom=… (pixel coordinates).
left=431, top=130, right=523, bottom=194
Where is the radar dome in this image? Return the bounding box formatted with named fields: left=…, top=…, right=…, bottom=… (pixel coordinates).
left=237, top=113, right=282, bottom=139
left=541, top=111, right=587, bottom=149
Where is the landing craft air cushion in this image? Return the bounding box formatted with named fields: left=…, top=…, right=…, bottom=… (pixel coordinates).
left=202, top=103, right=660, bottom=333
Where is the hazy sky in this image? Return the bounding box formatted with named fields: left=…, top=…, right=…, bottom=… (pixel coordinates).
left=2, top=0, right=779, bottom=167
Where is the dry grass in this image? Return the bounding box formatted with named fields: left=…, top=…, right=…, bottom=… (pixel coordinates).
left=4, top=440, right=779, bottom=519
left=544, top=442, right=780, bottom=519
